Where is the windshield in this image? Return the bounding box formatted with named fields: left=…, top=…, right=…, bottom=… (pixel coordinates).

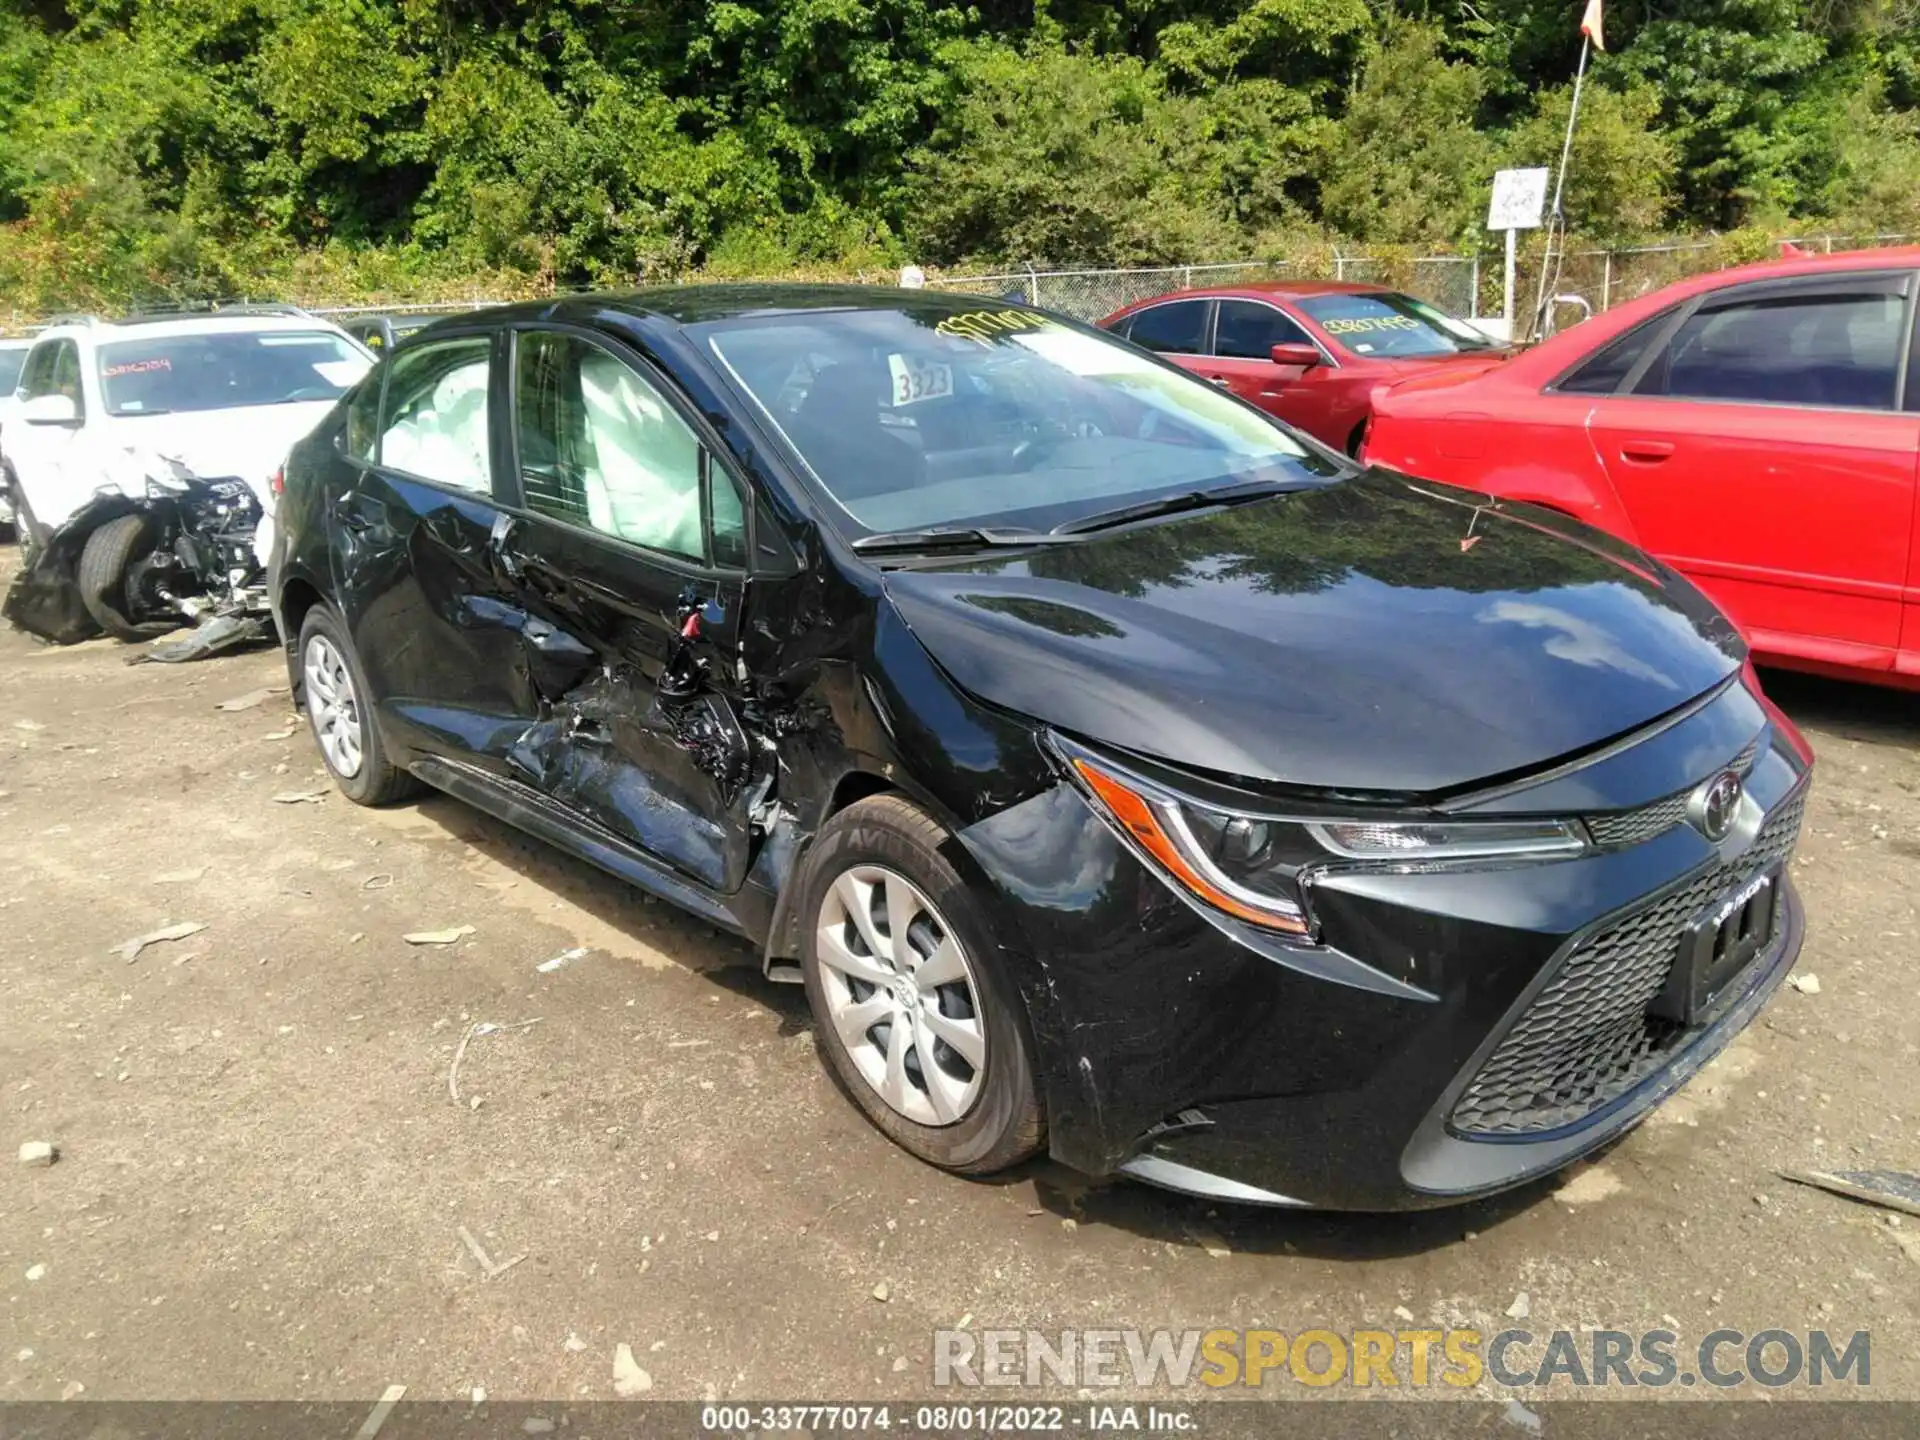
left=0, top=348, right=25, bottom=394
left=701, top=306, right=1338, bottom=536
left=1295, top=292, right=1496, bottom=358
left=96, top=331, right=371, bottom=416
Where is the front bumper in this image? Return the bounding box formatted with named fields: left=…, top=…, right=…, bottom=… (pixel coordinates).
left=956, top=681, right=1811, bottom=1211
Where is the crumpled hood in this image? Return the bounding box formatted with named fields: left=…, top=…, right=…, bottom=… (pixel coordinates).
left=882, top=472, right=1745, bottom=796
left=112, top=402, right=335, bottom=500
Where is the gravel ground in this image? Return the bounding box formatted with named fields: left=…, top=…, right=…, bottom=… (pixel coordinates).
left=1, top=543, right=1917, bottom=1407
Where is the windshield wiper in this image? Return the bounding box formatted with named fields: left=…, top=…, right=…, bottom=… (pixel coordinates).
left=1048, top=477, right=1298, bottom=537
left=851, top=525, right=1065, bottom=555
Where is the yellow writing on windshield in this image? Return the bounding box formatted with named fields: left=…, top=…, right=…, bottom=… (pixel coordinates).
left=936, top=308, right=1052, bottom=346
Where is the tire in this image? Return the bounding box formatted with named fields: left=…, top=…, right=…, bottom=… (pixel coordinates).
left=798, top=794, right=1045, bottom=1174
left=78, top=513, right=183, bottom=641
left=297, top=604, right=421, bottom=806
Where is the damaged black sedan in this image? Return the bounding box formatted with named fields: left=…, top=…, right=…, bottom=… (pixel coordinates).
left=268, top=289, right=1811, bottom=1209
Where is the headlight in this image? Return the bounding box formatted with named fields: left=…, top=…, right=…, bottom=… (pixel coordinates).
left=1055, top=736, right=1587, bottom=939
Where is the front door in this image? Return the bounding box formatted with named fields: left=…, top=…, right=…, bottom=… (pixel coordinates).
left=1587, top=271, right=1920, bottom=671
left=336, top=332, right=540, bottom=770
left=1204, top=298, right=1348, bottom=446
left=7, top=338, right=88, bottom=527
left=490, top=325, right=759, bottom=894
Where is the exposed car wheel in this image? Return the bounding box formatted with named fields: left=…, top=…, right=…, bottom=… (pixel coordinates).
left=298, top=605, right=421, bottom=805
left=799, top=794, right=1044, bottom=1174
left=77, top=514, right=186, bottom=641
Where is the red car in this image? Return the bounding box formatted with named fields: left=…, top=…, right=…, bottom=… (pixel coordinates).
left=1365, top=247, right=1920, bottom=690
left=1098, top=282, right=1506, bottom=454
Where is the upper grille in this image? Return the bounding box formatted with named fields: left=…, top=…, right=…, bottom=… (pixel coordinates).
left=1450, top=791, right=1804, bottom=1137
left=1581, top=735, right=1764, bottom=850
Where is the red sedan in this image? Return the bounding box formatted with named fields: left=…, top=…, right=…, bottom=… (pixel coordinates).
left=1365, top=247, right=1920, bottom=690
left=1099, top=282, right=1506, bottom=453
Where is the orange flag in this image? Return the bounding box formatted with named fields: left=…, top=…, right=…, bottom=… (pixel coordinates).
left=1580, top=0, right=1605, bottom=50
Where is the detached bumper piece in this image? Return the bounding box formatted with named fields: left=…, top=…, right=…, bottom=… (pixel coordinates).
left=1452, top=790, right=1805, bottom=1137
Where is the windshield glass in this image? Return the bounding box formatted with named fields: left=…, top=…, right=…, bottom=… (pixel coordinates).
left=1295, top=292, right=1496, bottom=357
left=701, top=306, right=1338, bottom=535
left=0, top=348, right=26, bottom=394
left=96, top=331, right=371, bottom=416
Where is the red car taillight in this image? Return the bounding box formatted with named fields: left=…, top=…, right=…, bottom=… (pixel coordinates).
left=269, top=467, right=285, bottom=497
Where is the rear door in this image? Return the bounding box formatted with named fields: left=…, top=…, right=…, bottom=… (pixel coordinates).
left=336, top=332, right=540, bottom=770
left=489, top=324, right=759, bottom=894
left=1203, top=298, right=1350, bottom=445
left=1587, top=271, right=1920, bottom=671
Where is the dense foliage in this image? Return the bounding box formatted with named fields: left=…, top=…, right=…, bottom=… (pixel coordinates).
left=0, top=0, right=1916, bottom=308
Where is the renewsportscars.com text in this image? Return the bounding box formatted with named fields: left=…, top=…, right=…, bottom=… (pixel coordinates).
left=933, top=1327, right=1871, bottom=1390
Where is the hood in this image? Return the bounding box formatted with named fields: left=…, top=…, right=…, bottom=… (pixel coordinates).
left=112, top=402, right=335, bottom=492
left=882, top=473, right=1744, bottom=796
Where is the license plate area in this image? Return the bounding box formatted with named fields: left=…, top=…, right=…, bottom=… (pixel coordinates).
left=1649, top=867, right=1781, bottom=1026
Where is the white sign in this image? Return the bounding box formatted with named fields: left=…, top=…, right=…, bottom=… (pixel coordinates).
left=1488, top=168, right=1550, bottom=232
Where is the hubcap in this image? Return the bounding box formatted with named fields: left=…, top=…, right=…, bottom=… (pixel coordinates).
left=303, top=634, right=364, bottom=779
left=815, top=865, right=987, bottom=1127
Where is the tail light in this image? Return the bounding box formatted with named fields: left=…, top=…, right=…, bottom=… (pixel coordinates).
left=268, top=467, right=285, bottom=497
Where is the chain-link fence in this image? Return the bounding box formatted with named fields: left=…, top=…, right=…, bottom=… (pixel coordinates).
left=928, top=233, right=1914, bottom=332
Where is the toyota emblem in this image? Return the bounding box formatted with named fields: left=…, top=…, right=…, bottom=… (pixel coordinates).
left=1690, top=771, right=1744, bottom=841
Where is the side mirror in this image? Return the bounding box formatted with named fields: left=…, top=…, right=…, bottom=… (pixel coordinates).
left=21, top=393, right=80, bottom=427
left=1270, top=343, right=1323, bottom=369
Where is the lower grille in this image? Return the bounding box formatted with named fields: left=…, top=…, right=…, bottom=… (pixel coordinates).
left=1450, top=791, right=1804, bottom=1137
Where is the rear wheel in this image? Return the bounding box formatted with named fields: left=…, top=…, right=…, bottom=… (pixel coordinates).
left=298, top=605, right=421, bottom=805
left=799, top=795, right=1044, bottom=1174
left=78, top=514, right=186, bottom=641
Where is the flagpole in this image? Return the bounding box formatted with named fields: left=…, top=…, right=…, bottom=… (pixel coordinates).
left=1528, top=32, right=1591, bottom=340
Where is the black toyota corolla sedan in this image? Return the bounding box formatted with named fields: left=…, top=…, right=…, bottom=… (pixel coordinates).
left=267, top=287, right=1811, bottom=1209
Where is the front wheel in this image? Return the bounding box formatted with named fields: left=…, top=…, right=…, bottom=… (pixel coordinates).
left=799, top=794, right=1044, bottom=1174
left=77, top=513, right=186, bottom=641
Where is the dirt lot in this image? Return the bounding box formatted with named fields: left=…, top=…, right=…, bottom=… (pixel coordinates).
left=2, top=543, right=1918, bottom=1407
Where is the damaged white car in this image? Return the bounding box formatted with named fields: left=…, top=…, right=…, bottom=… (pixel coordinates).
left=0, top=305, right=372, bottom=648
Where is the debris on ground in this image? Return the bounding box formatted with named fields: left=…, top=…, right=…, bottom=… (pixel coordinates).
left=14, top=719, right=45, bottom=732
left=215, top=688, right=276, bottom=712
left=536, top=946, right=591, bottom=974
left=612, top=1342, right=653, bottom=1397
left=564, top=1333, right=588, bottom=1353
left=60, top=1382, right=84, bottom=1402
left=1506, top=1291, right=1530, bottom=1319
left=447, top=1018, right=542, bottom=1103
left=18, top=1141, right=56, bottom=1168
left=111, top=921, right=207, bottom=961
left=361, top=873, right=394, bottom=891
left=1393, top=1305, right=1415, bottom=1322
left=134, top=614, right=270, bottom=665
left=262, top=727, right=297, bottom=741
left=1503, top=1397, right=1543, bottom=1434
left=152, top=867, right=208, bottom=885
left=1788, top=973, right=1822, bottom=995
left=870, top=1280, right=891, bottom=1302
left=407, top=926, right=476, bottom=946
left=353, top=1384, right=407, bottom=1440
left=272, top=788, right=330, bottom=804
left=25, top=1263, right=46, bottom=1281
left=521, top=1421, right=555, bottom=1436
left=456, top=1225, right=527, bottom=1281
left=1781, top=1168, right=1920, bottom=1218
left=1184, top=1224, right=1231, bottom=1259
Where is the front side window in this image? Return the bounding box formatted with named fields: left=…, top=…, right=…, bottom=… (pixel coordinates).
left=1295, top=292, right=1496, bottom=357
left=344, top=376, right=382, bottom=463
left=1214, top=300, right=1314, bottom=360
left=378, top=337, right=492, bottom=491
left=702, top=304, right=1332, bottom=536
left=17, top=340, right=69, bottom=403
left=1125, top=301, right=1210, bottom=355
left=513, top=332, right=714, bottom=563
left=1636, top=287, right=1907, bottom=410
left=95, top=330, right=370, bottom=416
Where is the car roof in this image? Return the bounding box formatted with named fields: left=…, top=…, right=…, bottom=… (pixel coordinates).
left=33, top=311, right=353, bottom=344
left=449, top=284, right=1068, bottom=330
left=1115, top=280, right=1394, bottom=310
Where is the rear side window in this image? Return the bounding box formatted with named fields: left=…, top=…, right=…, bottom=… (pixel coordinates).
left=377, top=337, right=492, bottom=491
left=1213, top=301, right=1313, bottom=360
left=1126, top=301, right=1209, bottom=356
left=1636, top=286, right=1908, bottom=410
left=1555, top=316, right=1669, bottom=394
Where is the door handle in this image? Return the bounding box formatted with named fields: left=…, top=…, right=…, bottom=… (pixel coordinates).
left=1206, top=375, right=1233, bottom=388
left=1619, top=439, right=1675, bottom=463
